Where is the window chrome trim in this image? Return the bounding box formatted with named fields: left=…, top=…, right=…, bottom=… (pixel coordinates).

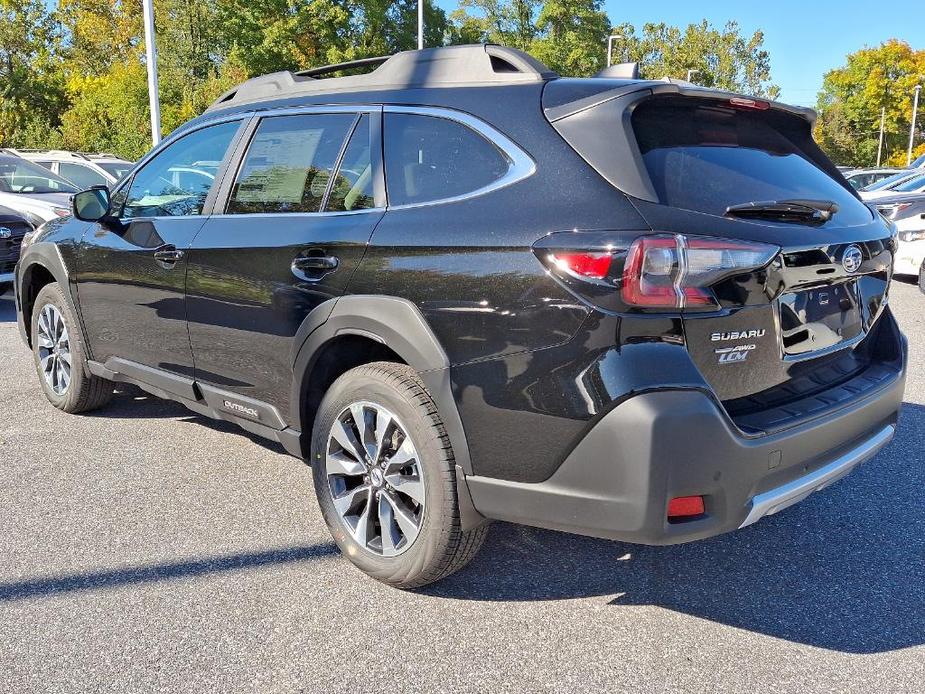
left=382, top=105, right=536, bottom=210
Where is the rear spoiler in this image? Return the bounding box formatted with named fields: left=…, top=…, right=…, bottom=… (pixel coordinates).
left=543, top=82, right=839, bottom=204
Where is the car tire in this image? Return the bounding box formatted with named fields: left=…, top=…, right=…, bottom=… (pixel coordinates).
left=311, top=361, right=488, bottom=589
left=31, top=283, right=114, bottom=413
left=919, top=260, right=925, bottom=295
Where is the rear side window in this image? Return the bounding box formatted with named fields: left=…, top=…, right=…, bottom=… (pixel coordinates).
left=325, top=114, right=375, bottom=212
left=58, top=162, right=110, bottom=188
left=384, top=113, right=510, bottom=206
left=228, top=113, right=355, bottom=214
left=632, top=97, right=871, bottom=224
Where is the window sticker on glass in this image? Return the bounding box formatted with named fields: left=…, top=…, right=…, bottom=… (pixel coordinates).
left=228, top=114, right=354, bottom=214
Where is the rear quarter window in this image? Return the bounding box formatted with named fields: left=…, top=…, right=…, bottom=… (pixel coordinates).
left=632, top=97, right=872, bottom=225
left=384, top=113, right=511, bottom=206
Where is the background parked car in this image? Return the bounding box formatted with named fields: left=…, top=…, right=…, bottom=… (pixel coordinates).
left=0, top=204, right=32, bottom=291
left=861, top=169, right=923, bottom=193
left=0, top=153, right=77, bottom=225
left=844, top=167, right=907, bottom=190
left=3, top=149, right=133, bottom=188
left=874, top=192, right=925, bottom=290
left=861, top=170, right=925, bottom=200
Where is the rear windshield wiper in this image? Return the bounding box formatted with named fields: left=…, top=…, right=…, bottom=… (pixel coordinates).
left=725, top=199, right=839, bottom=223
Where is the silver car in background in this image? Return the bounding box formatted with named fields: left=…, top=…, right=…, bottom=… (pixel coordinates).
left=0, top=154, right=78, bottom=226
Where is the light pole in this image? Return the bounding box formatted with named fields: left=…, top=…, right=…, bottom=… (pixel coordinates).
left=606, top=34, right=623, bottom=67
left=142, top=0, right=161, bottom=146
left=417, top=0, right=424, bottom=50
left=686, top=69, right=700, bottom=83
left=877, top=107, right=886, bottom=167
left=907, top=84, right=921, bottom=166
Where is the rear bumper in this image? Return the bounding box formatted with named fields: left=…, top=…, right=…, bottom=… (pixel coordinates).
left=894, top=239, right=925, bottom=276
left=466, top=357, right=905, bottom=545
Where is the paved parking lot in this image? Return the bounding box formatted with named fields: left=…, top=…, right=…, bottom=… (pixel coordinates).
left=0, top=282, right=923, bottom=693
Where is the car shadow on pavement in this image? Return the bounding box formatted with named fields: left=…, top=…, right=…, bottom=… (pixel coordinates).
left=0, top=543, right=338, bottom=603
left=0, top=293, right=15, bottom=323
left=426, top=402, right=925, bottom=655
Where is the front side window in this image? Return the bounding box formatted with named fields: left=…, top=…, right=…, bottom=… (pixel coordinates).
left=121, top=120, right=240, bottom=219
left=58, top=162, right=110, bottom=189
left=227, top=113, right=355, bottom=214
left=0, top=157, right=78, bottom=194
left=384, top=113, right=511, bottom=206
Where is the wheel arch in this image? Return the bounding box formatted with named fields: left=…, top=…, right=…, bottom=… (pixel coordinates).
left=292, top=295, right=474, bottom=475
left=17, top=245, right=78, bottom=350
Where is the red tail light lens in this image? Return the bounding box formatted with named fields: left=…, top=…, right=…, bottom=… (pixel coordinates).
left=622, top=234, right=778, bottom=310
left=550, top=252, right=612, bottom=280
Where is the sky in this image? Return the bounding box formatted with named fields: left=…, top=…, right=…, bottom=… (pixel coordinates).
left=435, top=0, right=925, bottom=107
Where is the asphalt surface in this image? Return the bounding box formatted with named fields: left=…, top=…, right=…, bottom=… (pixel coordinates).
left=0, top=282, right=923, bottom=693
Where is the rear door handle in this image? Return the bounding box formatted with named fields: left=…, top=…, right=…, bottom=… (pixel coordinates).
left=153, top=246, right=184, bottom=266
left=292, top=253, right=339, bottom=281
left=293, top=255, right=338, bottom=271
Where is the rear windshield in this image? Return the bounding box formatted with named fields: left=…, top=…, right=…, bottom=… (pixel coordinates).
left=892, top=172, right=925, bottom=193
left=632, top=97, right=871, bottom=224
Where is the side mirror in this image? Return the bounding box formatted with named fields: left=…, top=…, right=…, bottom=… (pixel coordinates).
left=72, top=186, right=111, bottom=222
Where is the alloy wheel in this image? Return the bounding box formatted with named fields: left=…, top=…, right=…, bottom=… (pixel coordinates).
left=325, top=401, right=425, bottom=557
left=37, top=304, right=71, bottom=396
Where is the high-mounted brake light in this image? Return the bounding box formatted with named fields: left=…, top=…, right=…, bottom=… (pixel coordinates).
left=729, top=97, right=770, bottom=111
left=622, top=234, right=778, bottom=310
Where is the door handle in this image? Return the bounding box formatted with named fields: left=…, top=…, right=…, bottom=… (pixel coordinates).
left=153, top=246, right=184, bottom=266
left=293, top=255, right=338, bottom=271
left=292, top=253, right=339, bottom=281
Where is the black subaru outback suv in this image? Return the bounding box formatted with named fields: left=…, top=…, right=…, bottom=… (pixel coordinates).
left=15, top=45, right=906, bottom=588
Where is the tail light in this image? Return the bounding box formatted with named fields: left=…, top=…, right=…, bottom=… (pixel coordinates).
left=622, top=234, right=778, bottom=310
left=536, top=231, right=779, bottom=313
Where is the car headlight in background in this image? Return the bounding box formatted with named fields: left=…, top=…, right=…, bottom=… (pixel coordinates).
left=52, top=207, right=71, bottom=218
left=898, top=229, right=925, bottom=243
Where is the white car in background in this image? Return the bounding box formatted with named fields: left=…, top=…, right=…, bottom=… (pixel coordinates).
left=844, top=167, right=907, bottom=190
left=0, top=153, right=78, bottom=226
left=2, top=149, right=133, bottom=188
left=862, top=171, right=925, bottom=201
left=873, top=192, right=925, bottom=291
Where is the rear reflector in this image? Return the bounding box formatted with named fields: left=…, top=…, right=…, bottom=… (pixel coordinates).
left=549, top=252, right=612, bottom=280
left=667, top=496, right=705, bottom=520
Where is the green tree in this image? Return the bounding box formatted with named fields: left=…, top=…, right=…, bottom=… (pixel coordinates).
left=449, top=0, right=540, bottom=50
left=531, top=0, right=609, bottom=75
left=612, top=20, right=779, bottom=98
left=815, top=40, right=925, bottom=167
left=0, top=0, right=65, bottom=146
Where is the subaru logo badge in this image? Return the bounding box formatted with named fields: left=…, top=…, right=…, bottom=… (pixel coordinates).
left=0, top=227, right=10, bottom=240
left=842, top=245, right=863, bottom=274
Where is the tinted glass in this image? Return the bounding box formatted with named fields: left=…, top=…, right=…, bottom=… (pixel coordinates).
left=121, top=121, right=239, bottom=219
left=0, top=156, right=78, bottom=194
left=893, top=172, right=925, bottom=192
left=228, top=113, right=354, bottom=214
left=98, top=162, right=133, bottom=180
left=58, top=162, right=110, bottom=188
left=384, top=113, right=510, bottom=206
left=633, top=98, right=871, bottom=224
left=864, top=171, right=914, bottom=191
left=325, top=115, right=375, bottom=212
